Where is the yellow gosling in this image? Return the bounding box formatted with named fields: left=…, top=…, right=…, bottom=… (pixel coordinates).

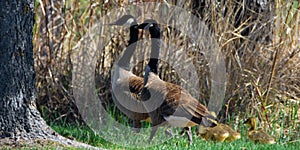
left=199, top=125, right=229, bottom=142
left=244, top=118, right=276, bottom=144
left=207, top=112, right=240, bottom=142
left=219, top=124, right=241, bottom=142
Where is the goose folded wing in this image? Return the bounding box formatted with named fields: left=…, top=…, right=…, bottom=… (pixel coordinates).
left=113, top=77, right=148, bottom=114
left=145, top=77, right=216, bottom=119
left=115, top=76, right=144, bottom=100
left=161, top=91, right=214, bottom=121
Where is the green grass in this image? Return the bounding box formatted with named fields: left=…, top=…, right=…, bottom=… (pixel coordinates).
left=49, top=123, right=300, bottom=150
left=45, top=104, right=299, bottom=149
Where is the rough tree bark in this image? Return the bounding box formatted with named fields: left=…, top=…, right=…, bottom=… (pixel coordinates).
left=0, top=0, right=98, bottom=148
left=0, top=0, right=51, bottom=139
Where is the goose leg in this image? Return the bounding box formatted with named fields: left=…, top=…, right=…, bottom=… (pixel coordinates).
left=149, top=125, right=158, bottom=142
left=165, top=127, right=173, bottom=137
left=178, top=127, right=193, bottom=144
left=149, top=115, right=158, bottom=141
left=131, top=120, right=142, bottom=133
left=179, top=128, right=186, bottom=135
left=185, top=127, right=193, bottom=145
left=150, top=123, right=172, bottom=141
left=148, top=112, right=166, bottom=141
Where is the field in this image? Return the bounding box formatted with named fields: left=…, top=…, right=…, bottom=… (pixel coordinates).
left=27, top=0, right=300, bottom=149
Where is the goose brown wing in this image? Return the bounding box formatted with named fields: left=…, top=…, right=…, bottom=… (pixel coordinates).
left=113, top=76, right=149, bottom=118
left=127, top=76, right=144, bottom=101
left=116, top=76, right=144, bottom=100
left=144, top=74, right=217, bottom=124
left=163, top=83, right=215, bottom=121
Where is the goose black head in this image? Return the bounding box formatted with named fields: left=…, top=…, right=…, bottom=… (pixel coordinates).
left=138, top=19, right=161, bottom=38
left=109, top=15, right=139, bottom=44
left=109, top=15, right=138, bottom=27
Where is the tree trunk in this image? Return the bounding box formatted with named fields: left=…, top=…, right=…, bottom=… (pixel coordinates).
left=0, top=0, right=53, bottom=138
left=0, top=1, right=98, bottom=149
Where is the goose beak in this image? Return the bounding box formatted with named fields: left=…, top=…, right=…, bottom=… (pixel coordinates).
left=107, top=15, right=136, bottom=27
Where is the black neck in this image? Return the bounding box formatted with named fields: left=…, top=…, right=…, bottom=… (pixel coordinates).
left=118, top=25, right=138, bottom=70
left=148, top=38, right=160, bottom=74
left=144, top=36, right=161, bottom=85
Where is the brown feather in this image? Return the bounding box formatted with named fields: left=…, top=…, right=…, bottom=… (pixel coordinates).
left=143, top=72, right=217, bottom=126
left=113, top=74, right=149, bottom=121
left=128, top=76, right=144, bottom=94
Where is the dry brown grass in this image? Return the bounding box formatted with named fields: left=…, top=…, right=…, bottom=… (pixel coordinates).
left=33, top=0, right=299, bottom=141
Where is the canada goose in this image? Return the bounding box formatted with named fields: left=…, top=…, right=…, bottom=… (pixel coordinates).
left=244, top=118, right=276, bottom=144
left=110, top=15, right=155, bottom=131
left=139, top=20, right=218, bottom=144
